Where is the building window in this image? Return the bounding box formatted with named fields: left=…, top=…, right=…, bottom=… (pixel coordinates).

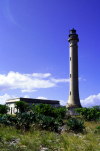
left=13, top=108, right=15, bottom=113
left=11, top=107, right=12, bottom=114
left=70, top=91, right=71, bottom=95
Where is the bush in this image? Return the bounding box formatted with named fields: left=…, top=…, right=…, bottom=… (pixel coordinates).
left=0, top=104, right=10, bottom=114
left=66, top=118, right=85, bottom=133
left=0, top=114, right=14, bottom=126
left=0, top=111, right=64, bottom=132
left=15, top=112, right=35, bottom=131
left=37, top=114, right=64, bottom=132
left=38, top=115, right=54, bottom=129
left=15, top=101, right=30, bottom=113
left=33, top=103, right=52, bottom=116
left=75, top=106, right=100, bottom=121
left=16, top=112, right=64, bottom=132
left=96, top=125, right=100, bottom=129
left=32, top=103, right=66, bottom=119
left=57, top=106, right=67, bottom=118
left=94, top=125, right=100, bottom=134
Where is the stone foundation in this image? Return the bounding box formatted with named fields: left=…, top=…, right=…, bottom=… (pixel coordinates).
left=66, top=107, right=80, bottom=116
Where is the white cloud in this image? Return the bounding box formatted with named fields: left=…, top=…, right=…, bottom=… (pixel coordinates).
left=1, top=92, right=100, bottom=108
left=0, top=94, right=11, bottom=104
left=51, top=78, right=70, bottom=83
left=32, top=73, right=51, bottom=78
left=0, top=71, right=69, bottom=93
left=59, top=100, right=67, bottom=106
left=37, top=96, right=48, bottom=100
left=50, top=77, right=86, bottom=84
left=79, top=77, right=86, bottom=81
left=81, top=93, right=100, bottom=108
left=24, top=95, right=30, bottom=98
left=22, top=89, right=37, bottom=93
left=0, top=93, right=30, bottom=105
left=60, top=93, right=100, bottom=108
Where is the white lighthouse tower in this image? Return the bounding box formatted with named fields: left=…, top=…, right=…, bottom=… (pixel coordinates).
left=66, top=28, right=82, bottom=115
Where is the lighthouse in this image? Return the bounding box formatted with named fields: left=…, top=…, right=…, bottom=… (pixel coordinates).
left=66, top=28, right=82, bottom=115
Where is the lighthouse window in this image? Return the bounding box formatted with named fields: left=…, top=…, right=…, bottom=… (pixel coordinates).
left=70, top=74, right=71, bottom=78
left=70, top=57, right=71, bottom=61
left=70, top=91, right=71, bottom=95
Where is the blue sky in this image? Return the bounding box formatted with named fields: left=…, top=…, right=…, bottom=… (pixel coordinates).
left=0, top=0, right=100, bottom=108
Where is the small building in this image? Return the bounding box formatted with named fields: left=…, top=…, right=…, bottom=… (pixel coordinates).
left=6, top=97, right=60, bottom=114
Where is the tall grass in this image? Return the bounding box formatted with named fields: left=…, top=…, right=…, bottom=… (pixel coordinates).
left=0, top=117, right=100, bottom=151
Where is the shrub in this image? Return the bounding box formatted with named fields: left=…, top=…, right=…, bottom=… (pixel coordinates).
left=96, top=125, right=100, bottom=129
left=0, top=114, right=12, bottom=126
left=14, top=111, right=64, bottom=132
left=15, top=112, right=36, bottom=131
left=39, top=115, right=54, bottom=129
left=33, top=103, right=52, bottom=116
left=94, top=125, right=100, bottom=134
left=57, top=106, right=67, bottom=118
left=66, top=118, right=85, bottom=133
left=15, top=101, right=30, bottom=113
left=32, top=103, right=66, bottom=119
left=0, top=108, right=64, bottom=132
left=75, top=106, right=100, bottom=121
left=91, top=105, right=100, bottom=111
left=0, top=104, right=10, bottom=114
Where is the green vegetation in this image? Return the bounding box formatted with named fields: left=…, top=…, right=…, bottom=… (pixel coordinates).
left=0, top=103, right=66, bottom=133
left=66, top=117, right=85, bottom=133
left=75, top=105, right=100, bottom=121
left=15, top=101, right=30, bottom=113
left=0, top=104, right=10, bottom=114
left=0, top=104, right=100, bottom=150
left=33, top=103, right=66, bottom=118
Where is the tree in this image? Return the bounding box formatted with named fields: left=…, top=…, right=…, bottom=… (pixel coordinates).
left=15, top=101, right=29, bottom=113
left=0, top=104, right=10, bottom=114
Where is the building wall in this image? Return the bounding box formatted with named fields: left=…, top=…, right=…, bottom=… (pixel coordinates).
left=7, top=103, right=18, bottom=114
left=6, top=98, right=60, bottom=114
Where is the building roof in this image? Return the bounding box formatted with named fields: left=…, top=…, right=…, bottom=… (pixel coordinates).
left=6, top=97, right=60, bottom=105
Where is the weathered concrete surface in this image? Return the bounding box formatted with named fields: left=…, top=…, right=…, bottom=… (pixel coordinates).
left=66, top=28, right=82, bottom=113
left=66, top=108, right=80, bottom=116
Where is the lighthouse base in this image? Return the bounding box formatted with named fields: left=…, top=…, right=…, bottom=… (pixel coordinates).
left=66, top=107, right=81, bottom=116
left=66, top=103, right=82, bottom=116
